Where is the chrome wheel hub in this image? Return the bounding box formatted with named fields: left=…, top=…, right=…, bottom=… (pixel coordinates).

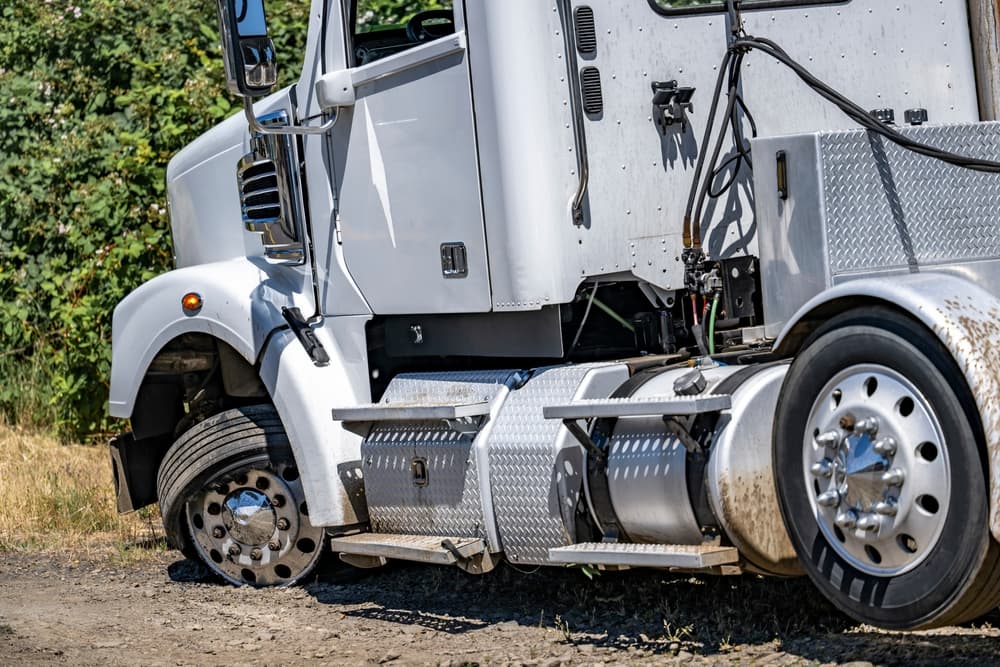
left=804, top=365, right=950, bottom=576
left=222, top=489, right=276, bottom=546
left=185, top=463, right=325, bottom=586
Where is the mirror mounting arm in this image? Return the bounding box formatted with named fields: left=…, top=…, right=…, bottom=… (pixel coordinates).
left=241, top=97, right=340, bottom=136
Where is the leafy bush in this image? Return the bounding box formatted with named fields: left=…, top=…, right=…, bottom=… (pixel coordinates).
left=356, top=0, right=449, bottom=29
left=0, top=0, right=307, bottom=436
left=0, top=0, right=447, bottom=438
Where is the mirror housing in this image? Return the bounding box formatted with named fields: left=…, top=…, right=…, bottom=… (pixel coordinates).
left=216, top=0, right=277, bottom=97
left=315, top=69, right=356, bottom=110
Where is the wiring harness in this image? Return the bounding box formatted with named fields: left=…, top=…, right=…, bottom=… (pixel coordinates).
left=682, top=32, right=1000, bottom=258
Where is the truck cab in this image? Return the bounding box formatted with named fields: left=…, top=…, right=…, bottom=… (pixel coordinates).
left=109, top=0, right=1000, bottom=631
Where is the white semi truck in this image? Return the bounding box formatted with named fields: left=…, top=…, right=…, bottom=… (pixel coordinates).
left=108, top=0, right=1000, bottom=630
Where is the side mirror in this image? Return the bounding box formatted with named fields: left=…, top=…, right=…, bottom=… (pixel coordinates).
left=216, top=0, right=277, bottom=97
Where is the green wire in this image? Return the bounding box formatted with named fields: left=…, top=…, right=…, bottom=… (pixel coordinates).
left=708, top=294, right=720, bottom=355
left=591, top=296, right=636, bottom=333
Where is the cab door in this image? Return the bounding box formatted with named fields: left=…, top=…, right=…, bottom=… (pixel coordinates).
left=331, top=0, right=490, bottom=315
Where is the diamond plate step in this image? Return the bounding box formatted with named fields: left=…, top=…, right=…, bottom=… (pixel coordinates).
left=548, top=542, right=739, bottom=568
left=328, top=533, right=486, bottom=565
left=331, top=401, right=491, bottom=422
left=542, top=395, right=731, bottom=420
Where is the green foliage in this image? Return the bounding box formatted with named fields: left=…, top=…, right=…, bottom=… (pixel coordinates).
left=0, top=0, right=450, bottom=437
left=0, top=0, right=308, bottom=436
left=356, top=0, right=450, bottom=31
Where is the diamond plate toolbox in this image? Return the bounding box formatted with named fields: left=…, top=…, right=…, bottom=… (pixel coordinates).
left=753, top=121, right=1000, bottom=336
left=362, top=370, right=515, bottom=538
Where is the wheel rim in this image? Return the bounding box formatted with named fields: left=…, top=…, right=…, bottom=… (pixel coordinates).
left=184, top=462, right=324, bottom=586
left=803, top=364, right=950, bottom=576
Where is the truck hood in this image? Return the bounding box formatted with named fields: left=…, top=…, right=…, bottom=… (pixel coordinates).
left=165, top=110, right=254, bottom=268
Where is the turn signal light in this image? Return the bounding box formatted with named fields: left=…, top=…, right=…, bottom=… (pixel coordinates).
left=181, top=292, right=203, bottom=313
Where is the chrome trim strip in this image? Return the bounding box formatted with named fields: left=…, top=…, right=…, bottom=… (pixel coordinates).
left=557, top=0, right=590, bottom=226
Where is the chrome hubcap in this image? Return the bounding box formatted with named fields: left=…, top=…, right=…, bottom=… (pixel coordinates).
left=804, top=365, right=950, bottom=576
left=185, top=464, right=324, bottom=586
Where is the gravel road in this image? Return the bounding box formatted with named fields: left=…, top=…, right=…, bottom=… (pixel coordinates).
left=1, top=548, right=999, bottom=666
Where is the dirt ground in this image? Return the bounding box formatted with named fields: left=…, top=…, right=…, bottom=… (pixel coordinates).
left=2, top=547, right=1000, bottom=667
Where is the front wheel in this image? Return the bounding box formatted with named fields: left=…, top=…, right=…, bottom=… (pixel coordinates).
left=774, top=307, right=1000, bottom=629
left=157, top=405, right=325, bottom=587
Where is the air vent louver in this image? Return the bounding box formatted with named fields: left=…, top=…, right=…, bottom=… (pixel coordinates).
left=580, top=67, right=604, bottom=115
left=574, top=7, right=597, bottom=55
left=237, top=112, right=307, bottom=264
left=238, top=160, right=282, bottom=224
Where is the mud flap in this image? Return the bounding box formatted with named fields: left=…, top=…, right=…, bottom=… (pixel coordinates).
left=109, top=432, right=171, bottom=513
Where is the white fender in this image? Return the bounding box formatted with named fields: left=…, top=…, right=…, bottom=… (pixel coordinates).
left=773, top=271, right=1000, bottom=543
left=109, top=256, right=313, bottom=417
left=259, top=317, right=371, bottom=527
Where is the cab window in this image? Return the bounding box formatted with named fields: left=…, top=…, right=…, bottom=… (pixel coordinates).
left=351, top=0, right=455, bottom=65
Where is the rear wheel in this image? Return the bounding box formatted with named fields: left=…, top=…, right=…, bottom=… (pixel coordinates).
left=157, top=405, right=325, bottom=586
left=774, top=307, right=1000, bottom=629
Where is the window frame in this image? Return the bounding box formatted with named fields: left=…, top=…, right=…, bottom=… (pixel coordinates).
left=647, top=0, right=851, bottom=17
left=345, top=0, right=458, bottom=67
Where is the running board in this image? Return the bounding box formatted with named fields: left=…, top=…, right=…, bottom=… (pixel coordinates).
left=542, top=395, right=731, bottom=420
left=548, top=542, right=739, bottom=569
left=328, top=533, right=487, bottom=566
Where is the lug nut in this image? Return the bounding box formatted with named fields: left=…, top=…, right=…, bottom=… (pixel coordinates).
left=874, top=437, right=897, bottom=456
left=881, top=468, right=905, bottom=486
left=250, top=548, right=263, bottom=561
left=268, top=540, right=281, bottom=552
left=212, top=526, right=226, bottom=539
left=272, top=494, right=286, bottom=508
left=855, top=417, right=879, bottom=435
left=228, top=544, right=242, bottom=557
left=817, top=490, right=841, bottom=507
left=857, top=514, right=880, bottom=532
left=811, top=459, right=834, bottom=479
left=815, top=431, right=841, bottom=448
left=874, top=499, right=898, bottom=516
left=276, top=518, right=290, bottom=531
left=834, top=510, right=858, bottom=529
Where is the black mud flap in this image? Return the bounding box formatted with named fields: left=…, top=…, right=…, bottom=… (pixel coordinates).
left=109, top=432, right=171, bottom=513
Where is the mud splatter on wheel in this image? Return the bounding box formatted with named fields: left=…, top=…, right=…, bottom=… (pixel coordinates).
left=774, top=306, right=1000, bottom=629
left=157, top=405, right=325, bottom=586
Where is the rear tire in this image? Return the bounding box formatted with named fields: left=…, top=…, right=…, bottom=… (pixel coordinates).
left=157, top=405, right=325, bottom=587
left=774, top=307, right=1000, bottom=629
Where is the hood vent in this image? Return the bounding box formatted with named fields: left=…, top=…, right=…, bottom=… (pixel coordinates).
left=238, top=160, right=282, bottom=226
left=237, top=110, right=307, bottom=264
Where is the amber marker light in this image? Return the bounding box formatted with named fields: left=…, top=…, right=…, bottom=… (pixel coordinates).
left=181, top=292, right=203, bottom=314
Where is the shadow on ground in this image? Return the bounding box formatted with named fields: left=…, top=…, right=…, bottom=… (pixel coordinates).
left=167, top=554, right=1000, bottom=665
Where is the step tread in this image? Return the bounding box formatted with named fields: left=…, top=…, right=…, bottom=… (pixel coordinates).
left=329, top=533, right=486, bottom=565
left=331, top=401, right=491, bottom=422
left=548, top=542, right=739, bottom=568
left=542, top=394, right=731, bottom=420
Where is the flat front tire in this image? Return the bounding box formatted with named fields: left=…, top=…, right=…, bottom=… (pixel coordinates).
left=774, top=307, right=1000, bottom=629
left=157, top=405, right=325, bottom=587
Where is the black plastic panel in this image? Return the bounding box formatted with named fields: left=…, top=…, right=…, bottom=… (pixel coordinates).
left=574, top=6, right=597, bottom=55
left=580, top=67, right=604, bottom=116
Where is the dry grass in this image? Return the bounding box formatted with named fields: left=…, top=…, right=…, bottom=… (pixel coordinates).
left=0, top=423, right=163, bottom=559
